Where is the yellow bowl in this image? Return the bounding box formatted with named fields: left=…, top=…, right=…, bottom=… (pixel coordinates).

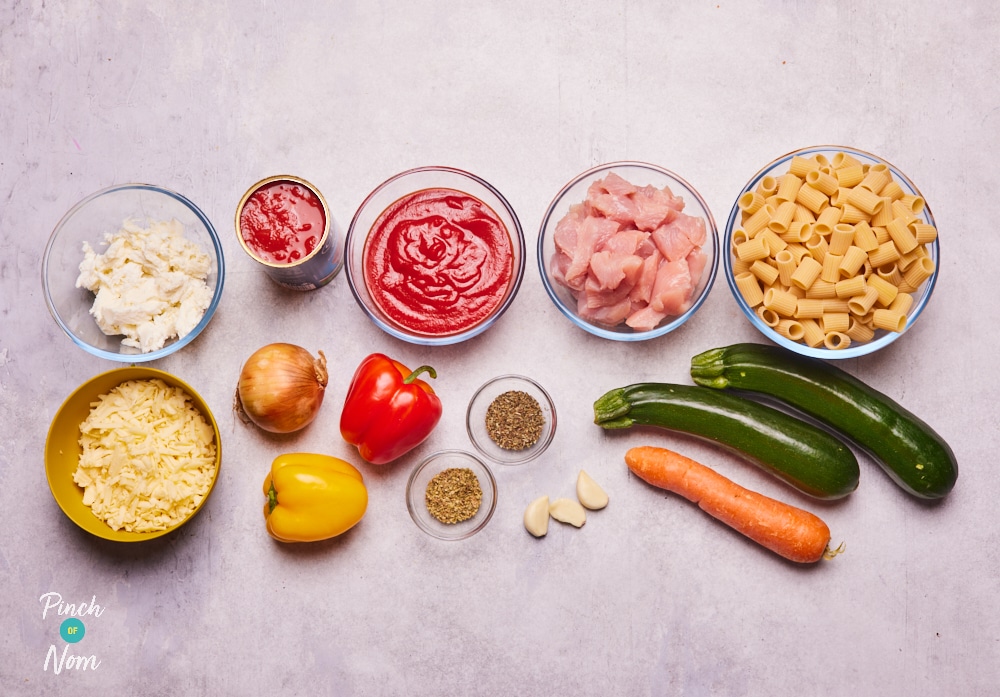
left=44, top=367, right=222, bottom=542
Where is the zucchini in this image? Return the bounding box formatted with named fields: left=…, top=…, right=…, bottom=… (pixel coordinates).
left=690, top=343, right=958, bottom=499
left=593, top=383, right=860, bottom=500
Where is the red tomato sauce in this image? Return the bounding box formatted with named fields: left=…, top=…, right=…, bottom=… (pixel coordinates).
left=239, top=180, right=326, bottom=264
left=363, top=188, right=514, bottom=336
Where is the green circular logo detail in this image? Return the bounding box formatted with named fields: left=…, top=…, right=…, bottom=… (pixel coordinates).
left=60, top=618, right=85, bottom=643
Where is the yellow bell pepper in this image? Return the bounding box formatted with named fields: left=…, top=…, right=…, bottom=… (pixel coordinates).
left=262, top=453, right=368, bottom=542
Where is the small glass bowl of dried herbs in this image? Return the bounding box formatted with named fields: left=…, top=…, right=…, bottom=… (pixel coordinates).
left=466, top=375, right=557, bottom=465
left=406, top=450, right=497, bottom=541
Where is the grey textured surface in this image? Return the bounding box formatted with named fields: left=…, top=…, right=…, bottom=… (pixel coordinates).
left=2, top=1, right=998, bottom=695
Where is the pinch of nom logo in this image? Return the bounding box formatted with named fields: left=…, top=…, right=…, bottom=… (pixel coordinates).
left=40, top=592, right=104, bottom=674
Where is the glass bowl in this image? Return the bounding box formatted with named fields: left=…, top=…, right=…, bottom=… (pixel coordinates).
left=345, top=166, right=525, bottom=346
left=42, top=184, right=225, bottom=362
left=405, top=450, right=497, bottom=541
left=537, top=161, right=720, bottom=341
left=44, top=366, right=222, bottom=542
left=466, top=375, right=556, bottom=466
left=724, top=146, right=940, bottom=359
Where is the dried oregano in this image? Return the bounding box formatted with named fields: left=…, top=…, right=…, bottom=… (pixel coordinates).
left=485, top=390, right=544, bottom=450
left=425, top=467, right=482, bottom=524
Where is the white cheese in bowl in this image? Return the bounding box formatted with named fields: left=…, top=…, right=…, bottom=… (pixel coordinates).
left=76, top=218, right=213, bottom=353
left=73, top=378, right=218, bottom=533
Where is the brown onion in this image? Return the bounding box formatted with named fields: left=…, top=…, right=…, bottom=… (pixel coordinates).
left=236, top=343, right=328, bottom=434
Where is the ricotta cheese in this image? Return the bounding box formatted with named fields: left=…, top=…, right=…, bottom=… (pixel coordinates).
left=73, top=378, right=218, bottom=533
left=76, top=218, right=213, bottom=353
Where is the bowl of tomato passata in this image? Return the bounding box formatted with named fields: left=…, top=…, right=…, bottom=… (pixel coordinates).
left=346, top=167, right=526, bottom=346
left=538, top=161, right=720, bottom=341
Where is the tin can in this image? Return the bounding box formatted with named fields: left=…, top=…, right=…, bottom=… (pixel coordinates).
left=235, top=175, right=344, bottom=291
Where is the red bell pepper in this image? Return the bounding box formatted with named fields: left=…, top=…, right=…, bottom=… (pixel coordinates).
left=340, top=353, right=443, bottom=465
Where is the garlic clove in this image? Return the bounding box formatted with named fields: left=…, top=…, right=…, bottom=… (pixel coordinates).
left=549, top=497, right=587, bottom=527
left=524, top=495, right=550, bottom=537
left=576, top=470, right=609, bottom=510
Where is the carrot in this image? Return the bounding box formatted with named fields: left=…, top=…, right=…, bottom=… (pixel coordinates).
left=625, top=445, right=837, bottom=564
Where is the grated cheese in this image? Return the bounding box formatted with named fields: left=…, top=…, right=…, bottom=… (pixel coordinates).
left=76, top=218, right=213, bottom=353
left=73, top=378, right=218, bottom=533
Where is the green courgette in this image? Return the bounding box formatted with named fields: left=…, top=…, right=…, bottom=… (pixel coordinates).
left=593, top=383, right=860, bottom=500
left=690, top=343, right=958, bottom=499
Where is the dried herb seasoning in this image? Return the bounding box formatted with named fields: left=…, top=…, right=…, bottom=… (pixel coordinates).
left=485, top=390, right=544, bottom=450
left=425, top=467, right=482, bottom=524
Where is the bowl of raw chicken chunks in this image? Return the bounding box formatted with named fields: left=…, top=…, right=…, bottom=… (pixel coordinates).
left=537, top=161, right=719, bottom=340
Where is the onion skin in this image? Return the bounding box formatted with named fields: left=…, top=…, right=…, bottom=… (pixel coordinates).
left=237, top=343, right=328, bottom=434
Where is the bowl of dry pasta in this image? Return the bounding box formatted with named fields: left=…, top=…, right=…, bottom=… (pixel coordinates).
left=723, top=145, right=940, bottom=359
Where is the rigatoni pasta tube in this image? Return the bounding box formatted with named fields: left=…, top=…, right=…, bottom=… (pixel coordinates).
left=757, top=175, right=778, bottom=197
left=750, top=260, right=780, bottom=286
left=786, top=243, right=810, bottom=265
left=871, top=199, right=894, bottom=227
left=859, top=168, right=889, bottom=194
left=897, top=246, right=924, bottom=272
left=910, top=222, right=937, bottom=244
left=816, top=206, right=843, bottom=233
left=800, top=318, right=826, bottom=348
left=834, top=164, right=865, bottom=188
left=847, top=286, right=880, bottom=316
left=838, top=246, right=868, bottom=278
left=868, top=241, right=901, bottom=268
left=744, top=204, right=774, bottom=236
left=795, top=184, right=829, bottom=214
left=806, top=169, right=839, bottom=196
left=805, top=279, right=837, bottom=299
left=755, top=306, right=780, bottom=327
left=821, top=253, right=844, bottom=283
left=805, top=232, right=829, bottom=262
left=877, top=262, right=903, bottom=286
left=902, top=256, right=935, bottom=287
left=846, top=318, right=875, bottom=343
left=776, top=173, right=803, bottom=202
left=835, top=275, right=867, bottom=299
left=830, top=187, right=851, bottom=208
left=828, top=224, right=856, bottom=255
left=759, top=229, right=787, bottom=255
left=886, top=217, right=918, bottom=254
left=846, top=186, right=885, bottom=216
left=782, top=221, right=812, bottom=244
left=880, top=180, right=904, bottom=202
left=793, top=203, right=816, bottom=223
left=789, top=156, right=819, bottom=177
left=736, top=237, right=770, bottom=263
left=890, top=201, right=918, bottom=227
left=774, top=250, right=797, bottom=287
left=821, top=312, right=850, bottom=334
left=775, top=319, right=806, bottom=341
left=852, top=221, right=879, bottom=252
left=738, top=190, right=765, bottom=215
left=867, top=274, right=899, bottom=306
left=763, top=287, right=798, bottom=317
left=768, top=200, right=797, bottom=233
left=791, top=256, right=823, bottom=290
left=735, top=272, right=764, bottom=307
left=794, top=298, right=826, bottom=319
left=839, top=203, right=870, bottom=225
left=832, top=151, right=862, bottom=169
left=823, top=332, right=851, bottom=350
left=872, top=308, right=906, bottom=332
left=899, top=194, right=925, bottom=214
left=889, top=292, right=914, bottom=316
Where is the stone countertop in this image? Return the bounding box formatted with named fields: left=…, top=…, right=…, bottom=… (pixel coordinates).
left=2, top=2, right=998, bottom=695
